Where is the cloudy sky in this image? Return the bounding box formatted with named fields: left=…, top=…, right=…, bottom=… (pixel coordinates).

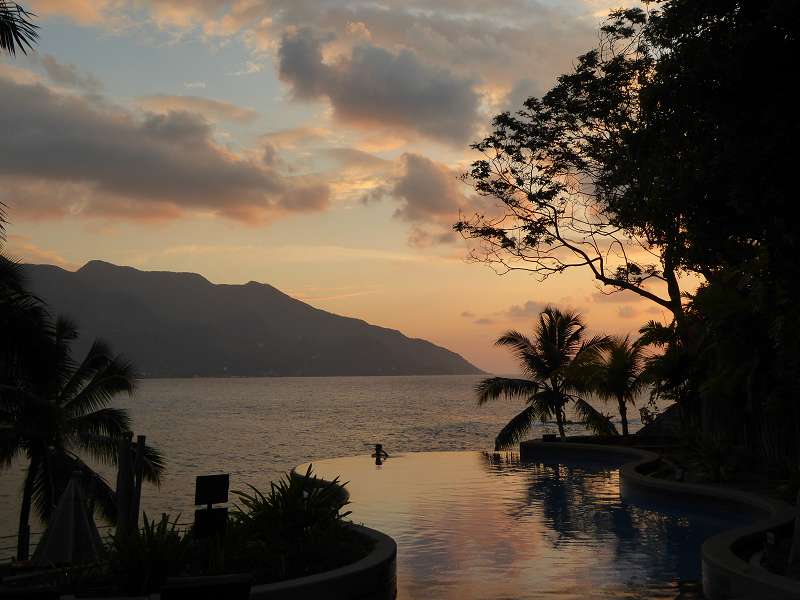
left=1, top=0, right=661, bottom=372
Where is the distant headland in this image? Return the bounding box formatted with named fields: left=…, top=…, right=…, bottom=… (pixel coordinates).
left=22, top=261, right=483, bottom=378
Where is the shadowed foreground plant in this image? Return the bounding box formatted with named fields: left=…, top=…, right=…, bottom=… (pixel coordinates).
left=683, top=432, right=742, bottom=484
left=109, top=512, right=190, bottom=594
left=226, top=466, right=364, bottom=581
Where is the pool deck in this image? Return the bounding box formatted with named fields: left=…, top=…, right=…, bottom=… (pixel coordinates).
left=520, top=439, right=800, bottom=600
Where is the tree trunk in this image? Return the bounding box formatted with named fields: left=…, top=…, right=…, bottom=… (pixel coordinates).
left=556, top=408, right=566, bottom=438
left=16, top=459, right=37, bottom=561
left=664, top=263, right=684, bottom=332
left=618, top=396, right=629, bottom=437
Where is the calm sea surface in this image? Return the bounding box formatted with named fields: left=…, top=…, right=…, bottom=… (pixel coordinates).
left=0, top=375, right=657, bottom=551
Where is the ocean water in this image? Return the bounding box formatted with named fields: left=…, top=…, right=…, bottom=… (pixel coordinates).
left=0, top=375, right=657, bottom=553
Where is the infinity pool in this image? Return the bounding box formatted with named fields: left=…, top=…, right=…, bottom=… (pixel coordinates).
left=305, top=451, right=750, bottom=600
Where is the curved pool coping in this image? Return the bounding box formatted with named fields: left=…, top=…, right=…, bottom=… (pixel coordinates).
left=64, top=524, right=396, bottom=600
left=247, top=523, right=396, bottom=600
left=519, top=440, right=800, bottom=600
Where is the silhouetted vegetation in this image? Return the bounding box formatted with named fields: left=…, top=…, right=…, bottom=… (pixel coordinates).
left=0, top=1, right=37, bottom=56
left=461, top=1, right=800, bottom=476
left=108, top=513, right=191, bottom=594
left=105, top=468, right=368, bottom=595
left=1, top=316, right=164, bottom=559
left=580, top=336, right=646, bottom=437
left=476, top=306, right=616, bottom=448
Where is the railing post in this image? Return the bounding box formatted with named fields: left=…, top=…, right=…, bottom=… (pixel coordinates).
left=130, top=435, right=146, bottom=532
left=115, top=431, right=133, bottom=538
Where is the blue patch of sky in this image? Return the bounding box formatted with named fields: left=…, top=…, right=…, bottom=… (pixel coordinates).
left=29, top=17, right=322, bottom=144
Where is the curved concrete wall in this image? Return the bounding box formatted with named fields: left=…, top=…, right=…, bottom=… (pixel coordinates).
left=61, top=524, right=396, bottom=600
left=248, top=524, right=396, bottom=600
left=519, top=439, right=800, bottom=600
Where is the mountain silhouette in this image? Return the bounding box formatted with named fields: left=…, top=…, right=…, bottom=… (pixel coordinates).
left=22, top=261, right=482, bottom=377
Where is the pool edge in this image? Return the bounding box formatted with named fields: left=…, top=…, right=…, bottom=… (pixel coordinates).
left=519, top=439, right=800, bottom=600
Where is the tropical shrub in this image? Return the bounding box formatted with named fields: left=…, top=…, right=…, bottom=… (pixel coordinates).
left=682, top=432, right=743, bottom=484
left=227, top=466, right=368, bottom=582
left=108, top=513, right=191, bottom=594
left=105, top=466, right=368, bottom=592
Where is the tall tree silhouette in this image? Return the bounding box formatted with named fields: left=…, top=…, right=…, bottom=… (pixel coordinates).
left=455, top=8, right=689, bottom=326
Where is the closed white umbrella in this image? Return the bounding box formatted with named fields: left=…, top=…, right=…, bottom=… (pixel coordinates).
left=32, top=471, right=104, bottom=567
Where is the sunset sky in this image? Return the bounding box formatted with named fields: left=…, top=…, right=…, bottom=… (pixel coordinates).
left=0, top=0, right=665, bottom=373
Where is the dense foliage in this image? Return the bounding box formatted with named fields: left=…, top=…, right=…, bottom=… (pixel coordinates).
left=106, top=468, right=369, bottom=595
left=460, top=0, right=800, bottom=473
left=109, top=513, right=191, bottom=594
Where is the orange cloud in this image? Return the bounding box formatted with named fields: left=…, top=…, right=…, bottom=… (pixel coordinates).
left=137, top=95, right=258, bottom=123
left=0, top=75, right=330, bottom=225
left=5, top=234, right=77, bottom=269
left=31, top=0, right=114, bottom=25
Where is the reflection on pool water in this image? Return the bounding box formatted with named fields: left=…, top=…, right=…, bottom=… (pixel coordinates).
left=305, top=451, right=750, bottom=600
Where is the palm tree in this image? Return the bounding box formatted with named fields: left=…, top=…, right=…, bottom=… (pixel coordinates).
left=581, top=335, right=645, bottom=437
left=476, top=306, right=616, bottom=450
left=0, top=317, right=164, bottom=560
left=0, top=1, right=37, bottom=55
left=1, top=204, right=52, bottom=414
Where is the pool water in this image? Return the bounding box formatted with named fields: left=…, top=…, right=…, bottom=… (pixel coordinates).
left=305, top=451, right=749, bottom=600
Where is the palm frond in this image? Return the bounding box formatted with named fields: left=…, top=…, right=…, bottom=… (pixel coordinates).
left=575, top=335, right=612, bottom=360
left=0, top=252, right=26, bottom=292
left=52, top=317, right=81, bottom=393
left=529, top=390, right=558, bottom=421
left=534, top=306, right=589, bottom=373
left=30, top=449, right=56, bottom=522
left=0, top=255, right=51, bottom=388
left=0, top=1, right=38, bottom=56
left=638, top=320, right=674, bottom=347
left=494, top=404, right=538, bottom=451
left=475, top=377, right=538, bottom=405
left=573, top=398, right=618, bottom=436
left=563, top=357, right=600, bottom=395
left=59, top=339, right=114, bottom=404
left=495, top=330, right=535, bottom=367
left=65, top=352, right=136, bottom=417
left=68, top=407, right=131, bottom=462
left=70, top=432, right=120, bottom=466
left=0, top=426, right=21, bottom=467
left=138, top=442, right=165, bottom=486
left=62, top=452, right=117, bottom=524
left=70, top=407, right=131, bottom=435
left=32, top=449, right=118, bottom=524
